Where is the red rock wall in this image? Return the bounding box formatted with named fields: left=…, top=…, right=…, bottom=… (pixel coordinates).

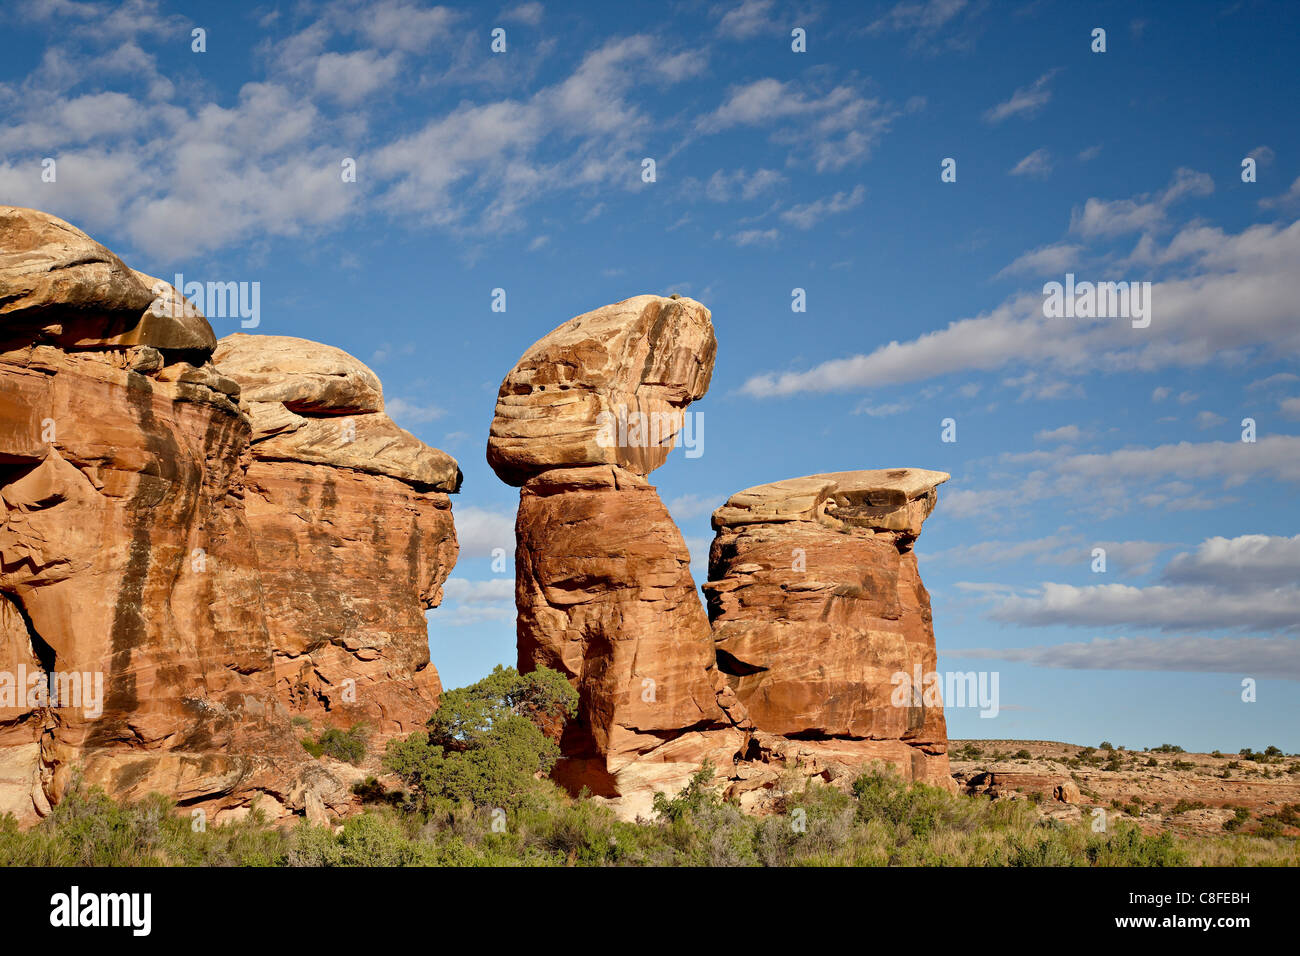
left=0, top=207, right=461, bottom=823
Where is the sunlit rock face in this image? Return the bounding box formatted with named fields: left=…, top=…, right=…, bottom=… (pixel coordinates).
left=705, top=469, right=954, bottom=792
left=0, top=207, right=461, bottom=824
left=489, top=296, right=737, bottom=818
left=213, top=333, right=461, bottom=738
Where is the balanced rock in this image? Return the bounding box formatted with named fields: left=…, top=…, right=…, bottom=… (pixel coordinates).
left=213, top=334, right=461, bottom=735
left=705, top=469, right=954, bottom=789
left=491, top=297, right=736, bottom=817
left=487, top=295, right=716, bottom=486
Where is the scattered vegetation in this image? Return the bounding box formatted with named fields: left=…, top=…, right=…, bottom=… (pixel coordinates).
left=301, top=723, right=370, bottom=765
left=2, top=697, right=1294, bottom=868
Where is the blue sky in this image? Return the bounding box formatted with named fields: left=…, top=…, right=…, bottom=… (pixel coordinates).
left=3, top=0, right=1297, bottom=752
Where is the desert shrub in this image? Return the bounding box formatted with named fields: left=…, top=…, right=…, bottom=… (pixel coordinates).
left=1086, top=826, right=1186, bottom=866
left=1223, top=808, right=1252, bottom=832
left=303, top=724, right=369, bottom=765
left=383, top=665, right=577, bottom=814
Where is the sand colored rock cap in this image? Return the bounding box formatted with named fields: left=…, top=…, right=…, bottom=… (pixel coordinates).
left=487, top=294, right=716, bottom=486
left=712, top=467, right=950, bottom=536
left=213, top=333, right=383, bottom=413
left=213, top=333, right=461, bottom=492
left=0, top=206, right=216, bottom=354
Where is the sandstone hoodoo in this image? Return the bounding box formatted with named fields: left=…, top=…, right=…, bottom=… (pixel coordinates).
left=212, top=334, right=461, bottom=736
left=0, top=207, right=460, bottom=824
left=489, top=297, right=955, bottom=817
left=705, top=469, right=954, bottom=792
left=488, top=296, right=741, bottom=816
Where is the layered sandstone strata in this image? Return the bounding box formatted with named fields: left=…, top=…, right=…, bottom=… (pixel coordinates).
left=213, top=335, right=460, bottom=735
left=0, top=206, right=294, bottom=821
left=704, top=469, right=954, bottom=795
left=489, top=296, right=739, bottom=816
left=0, top=207, right=459, bottom=823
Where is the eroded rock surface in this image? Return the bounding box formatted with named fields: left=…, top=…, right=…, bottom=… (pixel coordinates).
left=213, top=334, right=460, bottom=736
left=1, top=208, right=295, bottom=822
left=0, top=207, right=459, bottom=823
left=487, top=295, right=716, bottom=486
left=491, top=297, right=735, bottom=817
left=705, top=469, right=954, bottom=794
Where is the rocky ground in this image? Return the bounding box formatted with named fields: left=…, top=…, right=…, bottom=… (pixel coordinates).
left=949, top=739, right=1300, bottom=837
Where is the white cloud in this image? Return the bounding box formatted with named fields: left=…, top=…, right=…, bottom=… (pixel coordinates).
left=1194, top=410, right=1227, bottom=429
left=731, top=228, right=778, bottom=246
left=453, top=506, right=516, bottom=558
left=442, top=577, right=514, bottom=603
left=354, top=0, right=458, bottom=51
left=714, top=0, right=780, bottom=39
left=1071, top=167, right=1213, bottom=238
left=1009, top=148, right=1052, bottom=178
left=667, top=493, right=722, bottom=521
left=983, top=71, right=1057, bottom=124
left=976, top=533, right=1300, bottom=634
left=699, top=78, right=896, bottom=170
left=989, top=580, right=1300, bottom=633
left=0, top=19, right=707, bottom=259
left=703, top=167, right=785, bottom=201
left=1034, top=424, right=1083, bottom=443
left=1162, top=534, right=1300, bottom=589
left=384, top=397, right=445, bottom=424
left=932, top=534, right=1168, bottom=576
left=740, top=209, right=1300, bottom=398
left=948, top=635, right=1300, bottom=679
left=1260, top=176, right=1300, bottom=210
left=867, top=0, right=975, bottom=53
left=994, top=242, right=1081, bottom=278
left=780, top=184, right=866, bottom=229
left=500, top=2, right=544, bottom=27
left=855, top=401, right=910, bottom=417
left=311, top=50, right=403, bottom=105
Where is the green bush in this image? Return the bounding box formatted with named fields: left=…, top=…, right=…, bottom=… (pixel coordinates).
left=301, top=723, right=369, bottom=764
left=383, top=665, right=577, bottom=814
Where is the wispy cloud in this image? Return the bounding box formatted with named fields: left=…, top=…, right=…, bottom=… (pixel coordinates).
left=984, top=70, right=1058, bottom=124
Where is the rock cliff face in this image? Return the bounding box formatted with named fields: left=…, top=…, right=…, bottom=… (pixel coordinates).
left=489, top=296, right=741, bottom=816
left=705, top=470, right=954, bottom=796
left=212, top=334, right=460, bottom=736
left=0, top=207, right=458, bottom=823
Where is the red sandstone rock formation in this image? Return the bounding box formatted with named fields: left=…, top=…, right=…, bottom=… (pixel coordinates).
left=213, top=334, right=460, bottom=735
left=705, top=469, right=954, bottom=799
left=0, top=207, right=458, bottom=823
left=489, top=296, right=739, bottom=816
